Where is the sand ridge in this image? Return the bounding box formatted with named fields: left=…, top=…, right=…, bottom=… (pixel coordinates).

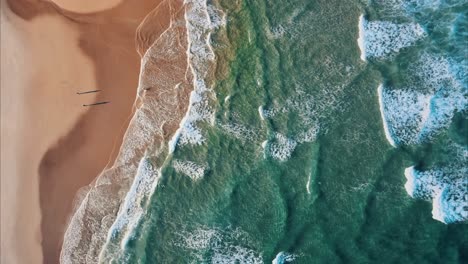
left=60, top=1, right=193, bottom=261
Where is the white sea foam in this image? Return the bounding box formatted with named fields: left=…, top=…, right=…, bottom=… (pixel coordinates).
left=272, top=252, right=297, bottom=264
left=296, top=124, right=320, bottom=144
left=169, top=89, right=213, bottom=150
left=404, top=166, right=416, bottom=197
left=219, top=122, right=258, bottom=142
left=432, top=184, right=468, bottom=224
left=211, top=246, right=263, bottom=264
left=357, top=14, right=366, bottom=61
left=99, top=157, right=161, bottom=261
left=378, top=52, right=468, bottom=147
left=377, top=84, right=397, bottom=147
left=410, top=53, right=460, bottom=91
left=178, top=227, right=217, bottom=250
left=414, top=54, right=467, bottom=142
left=360, top=17, right=426, bottom=59
left=267, top=133, right=298, bottom=161
left=418, top=88, right=466, bottom=141
left=403, top=166, right=467, bottom=223
left=379, top=84, right=466, bottom=148
left=258, top=105, right=265, bottom=120
left=378, top=84, right=431, bottom=146
left=173, top=159, right=207, bottom=180
left=168, top=0, right=226, bottom=151
left=175, top=226, right=263, bottom=263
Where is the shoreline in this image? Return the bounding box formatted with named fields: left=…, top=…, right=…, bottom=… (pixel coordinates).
left=61, top=1, right=192, bottom=262
left=377, top=84, right=397, bottom=148
left=357, top=14, right=366, bottom=62
left=2, top=0, right=164, bottom=262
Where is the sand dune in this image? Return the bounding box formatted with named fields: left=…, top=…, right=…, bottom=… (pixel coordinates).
left=1, top=0, right=165, bottom=263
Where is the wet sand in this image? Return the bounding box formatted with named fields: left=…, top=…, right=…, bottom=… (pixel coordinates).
left=60, top=0, right=192, bottom=261
left=1, top=0, right=165, bottom=263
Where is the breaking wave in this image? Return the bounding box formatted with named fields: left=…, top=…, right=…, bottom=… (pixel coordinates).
left=169, top=0, right=226, bottom=151
left=377, top=54, right=467, bottom=147
left=367, top=0, right=467, bottom=224
left=404, top=166, right=467, bottom=224
left=377, top=85, right=431, bottom=146
left=358, top=15, right=426, bottom=60
left=61, top=0, right=226, bottom=262
left=99, top=157, right=161, bottom=262
left=272, top=252, right=297, bottom=264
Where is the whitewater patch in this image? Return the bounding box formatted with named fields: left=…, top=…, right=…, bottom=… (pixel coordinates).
left=172, top=159, right=207, bottom=180
left=175, top=226, right=263, bottom=263
left=266, top=133, right=298, bottom=161
left=169, top=88, right=215, bottom=151
left=169, top=0, right=226, bottom=153
left=378, top=81, right=467, bottom=147
left=409, top=53, right=463, bottom=91
left=404, top=166, right=467, bottom=224
left=168, top=0, right=226, bottom=152
left=358, top=16, right=426, bottom=60
left=99, top=156, right=161, bottom=261
left=418, top=87, right=467, bottom=141
left=61, top=1, right=223, bottom=262
left=378, top=51, right=468, bottom=147
left=272, top=252, right=297, bottom=264
left=219, top=122, right=259, bottom=142
left=411, top=53, right=467, bottom=142
left=377, top=84, right=431, bottom=147
left=258, top=105, right=265, bottom=120
left=357, top=15, right=366, bottom=61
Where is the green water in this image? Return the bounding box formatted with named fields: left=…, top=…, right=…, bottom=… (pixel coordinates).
left=107, top=0, right=467, bottom=263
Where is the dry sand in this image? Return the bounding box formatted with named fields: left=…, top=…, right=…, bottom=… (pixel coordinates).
left=1, top=0, right=165, bottom=263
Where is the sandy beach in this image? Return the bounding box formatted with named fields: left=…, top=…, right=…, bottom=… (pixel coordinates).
left=1, top=0, right=164, bottom=263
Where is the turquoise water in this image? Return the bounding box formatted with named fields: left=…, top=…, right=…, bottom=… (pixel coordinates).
left=100, top=0, right=467, bottom=263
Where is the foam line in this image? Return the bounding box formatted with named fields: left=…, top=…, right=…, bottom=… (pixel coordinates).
left=404, top=166, right=416, bottom=197
left=258, top=106, right=265, bottom=120
left=167, top=0, right=226, bottom=152
left=272, top=252, right=296, bottom=264
left=377, top=84, right=397, bottom=147
left=357, top=14, right=366, bottom=61
left=403, top=166, right=467, bottom=224
left=361, top=17, right=426, bottom=59
left=99, top=157, right=161, bottom=261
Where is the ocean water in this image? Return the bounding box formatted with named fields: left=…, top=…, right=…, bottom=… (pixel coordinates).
left=63, top=0, right=467, bottom=263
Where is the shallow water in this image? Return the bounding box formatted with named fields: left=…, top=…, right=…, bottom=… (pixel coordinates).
left=83, top=0, right=468, bottom=262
